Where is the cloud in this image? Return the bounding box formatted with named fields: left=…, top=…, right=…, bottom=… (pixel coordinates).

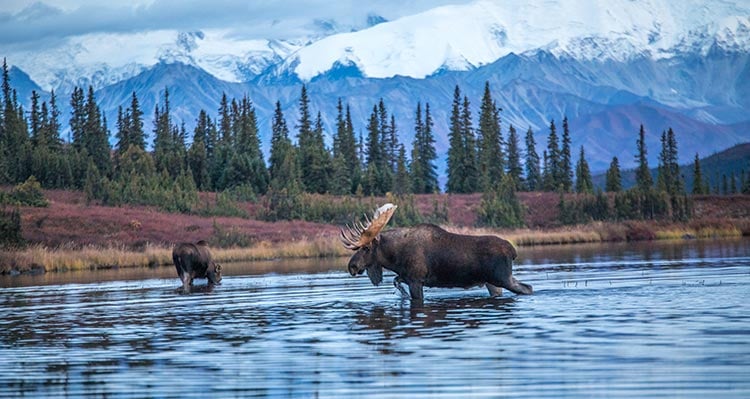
left=0, top=0, right=472, bottom=47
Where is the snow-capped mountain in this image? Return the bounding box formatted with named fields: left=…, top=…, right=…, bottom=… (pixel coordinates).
left=277, top=0, right=750, bottom=81
left=2, top=0, right=749, bottom=180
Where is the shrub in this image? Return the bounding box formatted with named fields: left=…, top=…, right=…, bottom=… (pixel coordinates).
left=0, top=207, right=23, bottom=247
left=476, top=175, right=525, bottom=228
left=2, top=176, right=49, bottom=207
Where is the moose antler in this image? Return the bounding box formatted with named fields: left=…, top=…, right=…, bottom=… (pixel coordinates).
left=340, top=203, right=397, bottom=250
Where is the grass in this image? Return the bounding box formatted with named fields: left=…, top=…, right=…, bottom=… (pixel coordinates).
left=2, top=220, right=747, bottom=274
left=4, top=190, right=749, bottom=275
left=0, top=236, right=351, bottom=274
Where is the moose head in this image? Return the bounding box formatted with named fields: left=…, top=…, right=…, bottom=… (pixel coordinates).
left=339, top=203, right=397, bottom=286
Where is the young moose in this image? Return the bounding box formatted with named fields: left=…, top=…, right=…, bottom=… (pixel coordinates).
left=341, top=203, right=532, bottom=302
left=172, top=240, right=222, bottom=293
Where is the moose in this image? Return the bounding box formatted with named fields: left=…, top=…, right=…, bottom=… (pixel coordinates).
left=341, top=203, right=532, bottom=302
left=172, top=240, right=222, bottom=293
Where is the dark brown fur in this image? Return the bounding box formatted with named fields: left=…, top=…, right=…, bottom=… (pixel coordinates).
left=172, top=240, right=222, bottom=293
left=347, top=224, right=532, bottom=302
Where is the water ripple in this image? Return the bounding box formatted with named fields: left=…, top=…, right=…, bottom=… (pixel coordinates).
left=1, top=240, right=749, bottom=398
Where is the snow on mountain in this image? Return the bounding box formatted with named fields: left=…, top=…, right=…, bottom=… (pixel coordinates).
left=6, top=29, right=303, bottom=93
left=283, top=0, right=750, bottom=80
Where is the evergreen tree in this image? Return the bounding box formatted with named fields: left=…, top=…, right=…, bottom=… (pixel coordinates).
left=44, top=90, right=62, bottom=152
left=153, top=88, right=173, bottom=174
left=506, top=124, right=523, bottom=189
left=296, top=84, right=330, bottom=193
left=574, top=146, right=593, bottom=194
left=218, top=93, right=232, bottom=144
left=233, top=96, right=268, bottom=193
left=524, top=127, right=541, bottom=191
left=476, top=174, right=525, bottom=228
left=560, top=116, right=573, bottom=192
left=461, top=95, right=478, bottom=192
left=83, top=86, right=111, bottom=177
left=1, top=62, right=31, bottom=184
left=69, top=87, right=86, bottom=151
left=364, top=105, right=384, bottom=195
left=265, top=100, right=303, bottom=221
left=393, top=144, right=411, bottom=195
left=268, top=101, right=300, bottom=192
left=605, top=156, right=622, bottom=192
left=410, top=102, right=438, bottom=194
left=691, top=153, right=706, bottom=195
left=657, top=128, right=682, bottom=195
left=419, top=103, right=438, bottom=193
left=188, top=110, right=212, bottom=190
left=29, top=91, right=42, bottom=147
left=477, top=81, right=504, bottom=191
left=377, top=99, right=394, bottom=191
left=447, top=85, right=466, bottom=193
left=115, top=105, right=130, bottom=156
left=331, top=98, right=359, bottom=195
left=635, top=124, right=653, bottom=191
left=543, top=119, right=560, bottom=191
left=128, top=91, right=145, bottom=150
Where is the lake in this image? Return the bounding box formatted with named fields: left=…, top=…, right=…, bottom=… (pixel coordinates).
left=1, top=238, right=749, bottom=398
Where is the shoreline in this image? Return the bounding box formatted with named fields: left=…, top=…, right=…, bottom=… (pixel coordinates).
left=2, top=219, right=746, bottom=275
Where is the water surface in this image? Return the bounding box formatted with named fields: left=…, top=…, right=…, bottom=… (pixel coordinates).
left=1, top=239, right=749, bottom=398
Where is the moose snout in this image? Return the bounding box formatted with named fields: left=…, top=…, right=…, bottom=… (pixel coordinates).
left=348, top=262, right=365, bottom=276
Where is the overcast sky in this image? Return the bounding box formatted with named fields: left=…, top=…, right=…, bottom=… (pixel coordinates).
left=0, top=0, right=473, bottom=49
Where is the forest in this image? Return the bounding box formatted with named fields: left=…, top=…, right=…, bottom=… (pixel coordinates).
left=2, top=58, right=750, bottom=248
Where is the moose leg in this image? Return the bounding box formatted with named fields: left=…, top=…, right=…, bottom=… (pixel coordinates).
left=408, top=282, right=424, bottom=301
left=486, top=283, right=503, bottom=297
left=393, top=276, right=409, bottom=297
left=500, top=275, right=533, bottom=295
left=181, top=275, right=191, bottom=294
left=492, top=257, right=533, bottom=295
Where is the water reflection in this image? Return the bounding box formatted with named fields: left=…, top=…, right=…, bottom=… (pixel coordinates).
left=0, top=238, right=749, bottom=398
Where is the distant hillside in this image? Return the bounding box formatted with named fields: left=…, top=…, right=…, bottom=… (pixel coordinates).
left=593, top=142, right=750, bottom=191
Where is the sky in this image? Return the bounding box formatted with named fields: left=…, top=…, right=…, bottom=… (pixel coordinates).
left=0, top=0, right=472, bottom=50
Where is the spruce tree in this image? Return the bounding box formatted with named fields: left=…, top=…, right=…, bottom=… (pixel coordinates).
left=331, top=99, right=359, bottom=195
left=393, top=144, right=411, bottom=195
left=419, top=103, right=438, bottom=193
left=635, top=124, right=652, bottom=191
left=524, top=127, right=541, bottom=191
left=129, top=91, right=145, bottom=150
left=69, top=87, right=86, bottom=151
left=447, top=85, right=465, bottom=193
left=410, top=102, right=424, bottom=194
left=297, top=84, right=330, bottom=193
left=218, top=93, right=232, bottom=144
left=543, top=119, right=560, bottom=191
left=410, top=102, right=438, bottom=194
left=605, top=156, right=622, bottom=192
left=83, top=86, right=111, bottom=177
left=461, top=95, right=478, bottom=192
left=268, top=101, right=299, bottom=191
left=574, top=146, right=593, bottom=194
left=506, top=124, right=523, bottom=190
left=691, top=153, right=705, bottom=195
left=477, top=81, right=504, bottom=191
left=188, top=110, right=212, bottom=190
left=560, top=116, right=573, bottom=192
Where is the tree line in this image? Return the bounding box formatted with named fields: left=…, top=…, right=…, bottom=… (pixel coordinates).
left=2, top=58, right=749, bottom=229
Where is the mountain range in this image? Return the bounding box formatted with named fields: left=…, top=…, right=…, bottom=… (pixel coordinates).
left=4, top=0, right=750, bottom=182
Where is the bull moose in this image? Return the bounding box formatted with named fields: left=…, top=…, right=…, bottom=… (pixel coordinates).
left=172, top=240, right=222, bottom=293
left=340, top=203, right=532, bottom=302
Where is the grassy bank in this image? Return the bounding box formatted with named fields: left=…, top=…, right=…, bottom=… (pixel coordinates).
left=2, top=218, right=747, bottom=275
left=0, top=236, right=350, bottom=274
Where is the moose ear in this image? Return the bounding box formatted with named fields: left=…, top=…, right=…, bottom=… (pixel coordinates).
left=366, top=264, right=383, bottom=286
